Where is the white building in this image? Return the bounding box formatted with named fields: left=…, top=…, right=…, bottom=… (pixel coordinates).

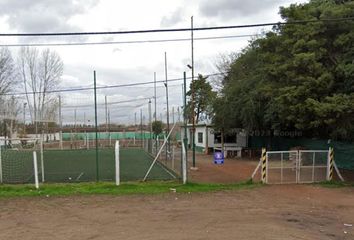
left=180, top=124, right=248, bottom=157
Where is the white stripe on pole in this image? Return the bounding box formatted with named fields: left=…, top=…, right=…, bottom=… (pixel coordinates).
left=33, top=151, right=39, bottom=189
left=182, top=142, right=187, bottom=184
left=115, top=140, right=120, bottom=186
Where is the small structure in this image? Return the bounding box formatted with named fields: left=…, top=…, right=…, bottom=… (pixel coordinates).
left=180, top=124, right=248, bottom=157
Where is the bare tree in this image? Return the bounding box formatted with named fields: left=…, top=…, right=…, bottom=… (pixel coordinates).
left=0, top=47, right=16, bottom=95
left=0, top=48, right=19, bottom=138
left=18, top=47, right=63, bottom=134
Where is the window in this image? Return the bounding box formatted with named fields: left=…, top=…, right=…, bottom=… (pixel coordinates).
left=198, top=132, right=203, bottom=143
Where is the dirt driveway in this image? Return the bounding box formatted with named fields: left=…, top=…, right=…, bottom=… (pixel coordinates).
left=188, top=153, right=260, bottom=183
left=0, top=185, right=353, bottom=240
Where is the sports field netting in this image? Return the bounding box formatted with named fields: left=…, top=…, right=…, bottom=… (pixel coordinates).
left=1, top=147, right=176, bottom=184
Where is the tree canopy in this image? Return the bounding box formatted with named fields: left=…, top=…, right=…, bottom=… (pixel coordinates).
left=186, top=74, right=216, bottom=124
left=213, top=0, right=354, bottom=141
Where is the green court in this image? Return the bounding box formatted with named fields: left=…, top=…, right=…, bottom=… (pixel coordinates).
left=1, top=148, right=176, bottom=184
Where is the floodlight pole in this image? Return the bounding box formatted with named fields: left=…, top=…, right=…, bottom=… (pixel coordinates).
left=154, top=72, right=158, bottom=154
left=148, top=99, right=152, bottom=152
left=140, top=109, right=143, bottom=148
left=191, top=16, right=196, bottom=168
left=164, top=52, right=170, bottom=158
left=94, top=70, right=99, bottom=182
left=23, top=102, right=27, bottom=135
left=154, top=72, right=157, bottom=123
left=183, top=72, right=188, bottom=165
left=58, top=95, right=63, bottom=150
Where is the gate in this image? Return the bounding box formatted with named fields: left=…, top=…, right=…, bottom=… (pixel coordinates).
left=266, top=150, right=329, bottom=184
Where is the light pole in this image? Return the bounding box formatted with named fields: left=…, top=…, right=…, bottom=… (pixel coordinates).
left=164, top=52, right=170, bottom=159
left=187, top=64, right=196, bottom=169
left=190, top=16, right=196, bottom=169
left=23, top=102, right=27, bottom=135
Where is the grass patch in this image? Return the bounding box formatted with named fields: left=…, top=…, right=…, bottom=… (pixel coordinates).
left=316, top=181, right=354, bottom=188
left=0, top=181, right=259, bottom=198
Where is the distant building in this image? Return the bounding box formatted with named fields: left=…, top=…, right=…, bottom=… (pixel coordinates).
left=180, top=124, right=248, bottom=157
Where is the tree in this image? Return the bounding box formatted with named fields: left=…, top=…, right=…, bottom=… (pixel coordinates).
left=213, top=0, right=354, bottom=141
left=186, top=74, right=216, bottom=124
left=0, top=47, right=16, bottom=95
left=152, top=120, right=163, bottom=137
left=0, top=47, right=19, bottom=138
left=18, top=47, right=63, bottom=134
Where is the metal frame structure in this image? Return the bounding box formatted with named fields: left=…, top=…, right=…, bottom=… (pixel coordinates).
left=265, top=149, right=332, bottom=184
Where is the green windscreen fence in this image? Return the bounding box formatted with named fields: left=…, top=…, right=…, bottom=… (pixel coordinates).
left=249, top=136, right=354, bottom=170
left=62, top=132, right=157, bottom=141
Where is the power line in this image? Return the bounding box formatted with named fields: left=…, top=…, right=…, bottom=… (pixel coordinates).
left=0, top=34, right=258, bottom=47
left=0, top=18, right=353, bottom=37
left=1, top=72, right=223, bottom=96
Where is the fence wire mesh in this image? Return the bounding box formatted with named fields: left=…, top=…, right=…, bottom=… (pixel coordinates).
left=0, top=79, right=185, bottom=184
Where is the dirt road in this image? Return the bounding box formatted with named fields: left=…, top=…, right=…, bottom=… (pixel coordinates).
left=0, top=185, right=353, bottom=240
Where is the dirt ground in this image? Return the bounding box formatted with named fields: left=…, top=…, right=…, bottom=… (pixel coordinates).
left=187, top=153, right=259, bottom=183
left=188, top=152, right=354, bottom=183
left=0, top=185, right=353, bottom=240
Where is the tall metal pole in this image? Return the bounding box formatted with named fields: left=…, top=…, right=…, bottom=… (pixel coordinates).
left=94, top=70, right=99, bottom=182
left=183, top=72, right=188, bottom=164
left=134, top=112, right=137, bottom=142
left=154, top=72, right=157, bottom=155
left=105, top=95, right=108, bottom=132
left=140, top=109, right=143, bottom=148
left=172, top=106, right=175, bottom=125
left=191, top=16, right=196, bottom=168
left=58, top=95, right=62, bottom=150
left=23, top=103, right=27, bottom=134
left=148, top=99, right=152, bottom=152
left=154, top=72, right=157, bottom=123
left=164, top=52, right=170, bottom=159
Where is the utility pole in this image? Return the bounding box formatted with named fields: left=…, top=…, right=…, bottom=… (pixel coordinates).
left=105, top=95, right=108, bottom=133
left=191, top=16, right=196, bottom=169
left=164, top=52, right=170, bottom=159
left=93, top=70, right=99, bottom=182
left=140, top=109, right=143, bottom=148
left=172, top=106, right=175, bottom=125
left=154, top=72, right=157, bottom=155
left=183, top=72, right=188, bottom=166
left=148, top=99, right=152, bottom=152
left=58, top=95, right=62, bottom=149
left=154, top=72, right=157, bottom=123
left=23, top=102, right=27, bottom=135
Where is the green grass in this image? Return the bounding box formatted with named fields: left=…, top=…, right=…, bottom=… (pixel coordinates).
left=0, top=181, right=259, bottom=198
left=315, top=181, right=354, bottom=188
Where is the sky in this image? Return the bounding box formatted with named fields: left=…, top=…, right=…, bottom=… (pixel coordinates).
left=0, top=0, right=308, bottom=125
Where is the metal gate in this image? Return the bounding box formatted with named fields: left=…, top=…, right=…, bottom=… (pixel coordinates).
left=266, top=150, right=329, bottom=184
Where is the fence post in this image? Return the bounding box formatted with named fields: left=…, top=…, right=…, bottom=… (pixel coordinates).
left=40, top=138, right=44, bottom=182
left=33, top=151, right=39, bottom=189
left=261, top=148, right=267, bottom=183
left=327, top=147, right=334, bottom=181
left=115, top=141, right=120, bottom=186
left=182, top=141, right=187, bottom=184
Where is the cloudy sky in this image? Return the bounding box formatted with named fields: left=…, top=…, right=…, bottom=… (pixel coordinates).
left=0, top=0, right=308, bottom=125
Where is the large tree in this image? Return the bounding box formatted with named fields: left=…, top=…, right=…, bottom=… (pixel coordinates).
left=0, top=48, right=19, bottom=138
left=213, top=0, right=354, bottom=141
left=0, top=47, right=16, bottom=95
left=186, top=74, right=216, bottom=124
left=18, top=47, right=63, bottom=133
